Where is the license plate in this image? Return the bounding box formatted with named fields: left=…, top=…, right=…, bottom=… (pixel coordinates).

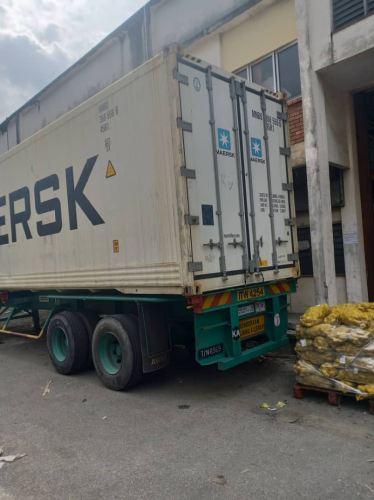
left=237, top=287, right=265, bottom=301
left=199, top=343, right=224, bottom=359
left=239, top=315, right=265, bottom=340
left=238, top=304, right=255, bottom=317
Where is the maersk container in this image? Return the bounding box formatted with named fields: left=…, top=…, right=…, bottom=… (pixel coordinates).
left=0, top=48, right=298, bottom=389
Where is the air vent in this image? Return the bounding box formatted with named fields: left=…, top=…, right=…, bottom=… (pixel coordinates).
left=332, top=0, right=365, bottom=30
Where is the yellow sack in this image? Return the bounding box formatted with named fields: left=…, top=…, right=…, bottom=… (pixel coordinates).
left=300, top=304, right=331, bottom=327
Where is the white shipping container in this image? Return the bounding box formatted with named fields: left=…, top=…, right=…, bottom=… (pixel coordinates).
left=0, top=48, right=298, bottom=295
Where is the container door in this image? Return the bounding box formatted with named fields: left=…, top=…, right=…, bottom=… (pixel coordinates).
left=238, top=85, right=295, bottom=271
left=177, top=60, right=250, bottom=279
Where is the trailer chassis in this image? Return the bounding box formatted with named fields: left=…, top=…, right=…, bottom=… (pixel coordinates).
left=0, top=279, right=296, bottom=389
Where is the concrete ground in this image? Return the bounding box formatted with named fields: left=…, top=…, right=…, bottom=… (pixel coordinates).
left=0, top=334, right=373, bottom=500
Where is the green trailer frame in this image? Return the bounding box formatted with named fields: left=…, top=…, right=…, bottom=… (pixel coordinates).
left=0, top=278, right=296, bottom=374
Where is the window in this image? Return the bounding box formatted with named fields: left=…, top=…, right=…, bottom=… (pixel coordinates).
left=252, top=56, right=274, bottom=91
left=332, top=0, right=374, bottom=31
left=278, top=44, right=301, bottom=99
left=293, top=165, right=345, bottom=214
left=234, top=42, right=301, bottom=99
left=297, top=224, right=346, bottom=277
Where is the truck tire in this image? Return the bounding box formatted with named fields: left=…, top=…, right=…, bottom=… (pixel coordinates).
left=47, top=311, right=90, bottom=375
left=92, top=315, right=143, bottom=390
left=77, top=310, right=100, bottom=368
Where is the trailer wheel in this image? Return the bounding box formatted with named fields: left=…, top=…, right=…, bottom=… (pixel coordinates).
left=77, top=310, right=100, bottom=368
left=92, top=315, right=142, bottom=390
left=47, top=311, right=90, bottom=375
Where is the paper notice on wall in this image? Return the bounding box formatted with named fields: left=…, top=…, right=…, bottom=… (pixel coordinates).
left=343, top=232, right=358, bottom=245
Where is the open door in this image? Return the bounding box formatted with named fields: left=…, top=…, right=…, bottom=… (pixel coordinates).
left=354, top=91, right=374, bottom=300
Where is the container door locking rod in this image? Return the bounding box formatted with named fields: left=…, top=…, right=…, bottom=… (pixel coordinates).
left=261, top=91, right=278, bottom=272
left=206, top=66, right=227, bottom=280
left=230, top=78, right=250, bottom=275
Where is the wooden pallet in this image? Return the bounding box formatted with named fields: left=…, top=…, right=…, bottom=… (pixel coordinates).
left=293, top=383, right=374, bottom=415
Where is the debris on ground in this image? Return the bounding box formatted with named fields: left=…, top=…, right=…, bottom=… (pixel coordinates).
left=211, top=475, right=226, bottom=486
left=260, top=400, right=287, bottom=412
left=178, top=404, right=190, bottom=409
left=0, top=448, right=26, bottom=468
left=42, top=380, right=53, bottom=397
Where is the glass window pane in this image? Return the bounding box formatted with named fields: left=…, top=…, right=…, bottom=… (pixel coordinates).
left=251, top=56, right=274, bottom=91
left=235, top=67, right=248, bottom=80
left=278, top=44, right=301, bottom=98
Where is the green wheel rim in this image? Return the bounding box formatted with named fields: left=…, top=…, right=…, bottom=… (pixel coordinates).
left=99, top=332, right=122, bottom=375
left=51, top=327, right=69, bottom=362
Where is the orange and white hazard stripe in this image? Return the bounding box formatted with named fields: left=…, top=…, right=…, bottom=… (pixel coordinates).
left=269, top=282, right=291, bottom=295
left=201, top=292, right=232, bottom=310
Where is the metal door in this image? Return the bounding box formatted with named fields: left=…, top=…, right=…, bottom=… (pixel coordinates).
left=177, top=60, right=249, bottom=279
left=237, top=83, right=295, bottom=272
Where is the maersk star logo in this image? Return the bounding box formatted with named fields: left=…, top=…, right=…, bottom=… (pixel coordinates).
left=251, top=137, right=263, bottom=158
left=217, top=128, right=231, bottom=151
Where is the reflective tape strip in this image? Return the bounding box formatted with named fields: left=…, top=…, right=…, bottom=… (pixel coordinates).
left=202, top=292, right=232, bottom=310
left=269, top=282, right=291, bottom=295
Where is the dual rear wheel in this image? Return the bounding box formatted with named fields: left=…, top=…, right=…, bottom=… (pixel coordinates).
left=46, top=312, right=142, bottom=390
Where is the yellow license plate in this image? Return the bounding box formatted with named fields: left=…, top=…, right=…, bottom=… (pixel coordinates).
left=239, top=315, right=265, bottom=340
left=237, top=287, right=265, bottom=301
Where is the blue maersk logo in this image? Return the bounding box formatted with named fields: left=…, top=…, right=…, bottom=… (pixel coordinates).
left=217, top=128, right=231, bottom=151
left=216, top=128, right=234, bottom=158
left=251, top=137, right=263, bottom=158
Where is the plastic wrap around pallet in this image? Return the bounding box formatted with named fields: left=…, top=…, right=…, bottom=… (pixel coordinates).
left=294, top=303, right=374, bottom=400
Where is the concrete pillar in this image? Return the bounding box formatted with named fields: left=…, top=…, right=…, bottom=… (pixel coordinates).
left=341, top=97, right=368, bottom=302
left=295, top=0, right=337, bottom=305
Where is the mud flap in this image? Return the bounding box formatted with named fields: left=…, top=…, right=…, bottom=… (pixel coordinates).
left=137, top=302, right=171, bottom=373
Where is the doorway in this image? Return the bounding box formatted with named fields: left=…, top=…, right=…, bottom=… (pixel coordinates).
left=354, top=91, right=374, bottom=300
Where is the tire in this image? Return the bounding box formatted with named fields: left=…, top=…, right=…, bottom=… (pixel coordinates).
left=47, top=311, right=90, bottom=375
left=92, top=314, right=143, bottom=390
left=77, top=310, right=100, bottom=369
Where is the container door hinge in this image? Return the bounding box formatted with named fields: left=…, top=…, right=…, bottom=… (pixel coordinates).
left=287, top=253, right=299, bottom=262
left=234, top=80, right=244, bottom=97
left=188, top=262, right=203, bottom=273
left=277, top=111, right=288, bottom=122
left=248, top=260, right=256, bottom=274
left=285, top=218, right=296, bottom=227
left=282, top=182, right=293, bottom=192
left=280, top=147, right=291, bottom=157
left=180, top=166, right=196, bottom=179
left=173, top=68, right=189, bottom=85
left=177, top=117, right=192, bottom=132
left=184, top=214, right=199, bottom=225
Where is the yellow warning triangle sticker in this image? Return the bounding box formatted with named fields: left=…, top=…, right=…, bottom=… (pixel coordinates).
left=106, top=160, right=116, bottom=178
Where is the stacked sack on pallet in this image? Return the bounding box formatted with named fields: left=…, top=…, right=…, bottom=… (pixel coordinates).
left=294, top=303, right=374, bottom=399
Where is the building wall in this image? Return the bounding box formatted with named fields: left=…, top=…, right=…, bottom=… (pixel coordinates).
left=294, top=0, right=374, bottom=307
left=220, top=0, right=297, bottom=72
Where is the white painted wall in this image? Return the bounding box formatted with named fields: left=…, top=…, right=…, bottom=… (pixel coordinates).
left=295, top=0, right=372, bottom=305
left=291, top=277, right=347, bottom=313
left=188, top=35, right=222, bottom=66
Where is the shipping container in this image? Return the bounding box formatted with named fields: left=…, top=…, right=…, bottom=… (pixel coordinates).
left=0, top=48, right=298, bottom=389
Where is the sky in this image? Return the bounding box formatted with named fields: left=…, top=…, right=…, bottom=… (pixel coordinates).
left=0, top=0, right=147, bottom=123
